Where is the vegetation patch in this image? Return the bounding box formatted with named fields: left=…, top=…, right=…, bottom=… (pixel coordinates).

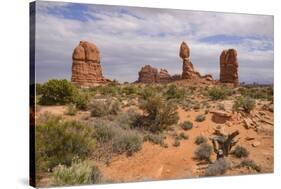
left=195, top=135, right=207, bottom=145
left=181, top=121, right=193, bottom=130
left=195, top=114, right=206, bottom=122
left=53, top=158, right=102, bottom=186
left=194, top=143, right=212, bottom=161
left=205, top=158, right=230, bottom=176
left=233, top=96, right=255, bottom=113
left=232, top=145, right=249, bottom=158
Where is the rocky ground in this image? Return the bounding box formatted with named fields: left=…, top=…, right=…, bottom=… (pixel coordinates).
left=36, top=83, right=273, bottom=186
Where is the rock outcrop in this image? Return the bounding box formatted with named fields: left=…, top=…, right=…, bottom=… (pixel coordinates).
left=219, top=49, right=239, bottom=85
left=137, top=65, right=172, bottom=83
left=179, top=41, right=213, bottom=81
left=71, top=41, right=109, bottom=87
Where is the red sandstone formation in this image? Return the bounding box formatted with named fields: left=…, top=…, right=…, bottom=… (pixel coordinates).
left=219, top=49, right=239, bottom=85
left=137, top=65, right=172, bottom=83
left=179, top=41, right=213, bottom=81
left=71, top=41, right=109, bottom=87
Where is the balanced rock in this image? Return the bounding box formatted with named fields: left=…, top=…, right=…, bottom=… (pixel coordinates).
left=71, top=41, right=109, bottom=87
left=179, top=41, right=194, bottom=79
left=179, top=41, right=213, bottom=81
left=220, top=49, right=239, bottom=85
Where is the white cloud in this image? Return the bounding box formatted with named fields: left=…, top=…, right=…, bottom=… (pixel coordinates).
left=34, top=1, right=274, bottom=84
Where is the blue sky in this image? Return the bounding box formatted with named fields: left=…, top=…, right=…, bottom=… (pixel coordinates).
left=35, top=1, right=274, bottom=84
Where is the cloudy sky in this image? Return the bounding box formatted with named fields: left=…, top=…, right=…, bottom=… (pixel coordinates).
left=34, top=1, right=274, bottom=84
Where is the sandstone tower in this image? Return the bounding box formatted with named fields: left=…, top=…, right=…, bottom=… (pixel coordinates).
left=219, top=49, right=239, bottom=85
left=71, top=41, right=108, bottom=87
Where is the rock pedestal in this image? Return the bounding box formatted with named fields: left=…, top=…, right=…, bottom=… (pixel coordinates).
left=71, top=41, right=109, bottom=87
left=219, top=49, right=239, bottom=85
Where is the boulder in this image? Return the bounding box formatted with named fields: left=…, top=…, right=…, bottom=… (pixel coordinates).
left=71, top=41, right=109, bottom=87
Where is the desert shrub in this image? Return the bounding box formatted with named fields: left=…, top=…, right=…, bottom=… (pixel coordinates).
left=93, top=120, right=120, bottom=143
left=194, top=143, right=212, bottom=161
left=39, top=79, right=79, bottom=105
left=232, top=145, right=249, bottom=158
left=195, top=114, right=206, bottom=122
left=139, top=85, right=158, bottom=100
left=164, top=84, right=186, bottom=101
left=179, top=132, right=189, bottom=140
left=233, top=97, right=255, bottom=113
left=138, top=95, right=179, bottom=132
left=238, top=159, right=261, bottom=172
left=112, top=130, right=143, bottom=156
left=208, top=87, right=230, bottom=100
left=173, top=139, right=181, bottom=147
left=121, top=85, right=139, bottom=96
left=90, top=99, right=120, bottom=117
left=181, top=121, right=193, bottom=130
left=114, top=108, right=139, bottom=129
left=195, top=135, right=207, bottom=145
left=36, top=83, right=43, bottom=95
left=73, top=93, right=89, bottom=110
left=238, top=86, right=273, bottom=100
left=205, top=158, right=230, bottom=176
left=36, top=115, right=96, bottom=171
left=53, top=158, right=102, bottom=185
left=143, top=133, right=165, bottom=146
left=98, top=85, right=120, bottom=97
left=65, top=104, right=78, bottom=116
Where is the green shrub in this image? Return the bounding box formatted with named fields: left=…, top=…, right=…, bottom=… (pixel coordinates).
left=36, top=115, right=96, bottom=171
left=90, top=99, right=120, bottom=117
left=238, top=159, right=261, bottom=172
left=181, top=121, right=193, bottom=130
left=65, top=104, right=78, bottom=116
left=53, top=158, right=102, bottom=185
left=115, top=109, right=139, bottom=129
left=232, top=145, right=249, bottom=158
left=93, top=120, right=120, bottom=143
left=143, top=133, right=165, bottom=146
left=195, top=136, right=207, bottom=145
left=205, top=158, right=230, bottom=176
left=93, top=120, right=143, bottom=156
left=164, top=84, right=186, bottom=100
left=73, top=93, right=89, bottom=110
left=112, top=130, right=143, bottom=156
left=238, top=86, right=273, bottom=100
left=138, top=95, right=179, bottom=132
left=208, top=87, right=230, bottom=100
left=233, top=97, right=255, bottom=113
left=121, top=85, right=139, bottom=96
left=195, top=114, right=206, bottom=122
left=139, top=86, right=158, bottom=100
left=39, top=79, right=78, bottom=105
left=179, top=132, right=189, bottom=140
left=36, top=83, right=43, bottom=95
left=194, top=143, right=212, bottom=161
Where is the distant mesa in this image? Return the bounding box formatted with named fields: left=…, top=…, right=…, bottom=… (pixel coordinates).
left=137, top=65, right=172, bottom=83
left=71, top=40, right=110, bottom=87
left=219, top=49, right=239, bottom=85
